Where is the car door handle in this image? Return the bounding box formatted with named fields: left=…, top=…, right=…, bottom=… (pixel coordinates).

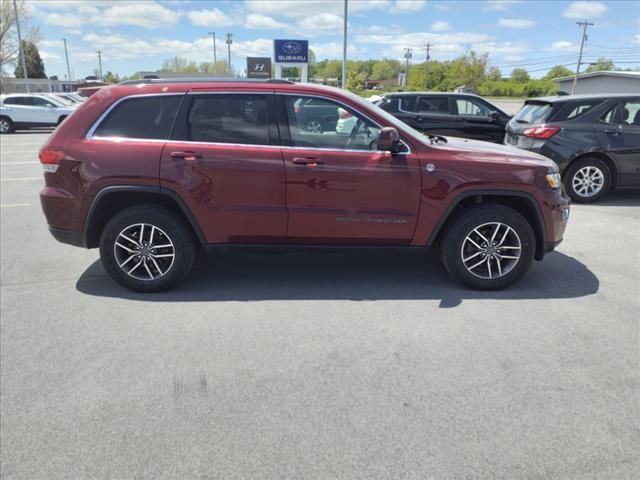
left=170, top=151, right=202, bottom=161
left=292, top=157, right=323, bottom=166
left=603, top=129, right=620, bottom=135
left=415, top=116, right=424, bottom=122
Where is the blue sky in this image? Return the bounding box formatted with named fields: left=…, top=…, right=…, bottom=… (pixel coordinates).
left=28, top=0, right=640, bottom=79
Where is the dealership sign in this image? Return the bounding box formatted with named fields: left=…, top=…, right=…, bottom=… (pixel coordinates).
left=273, top=39, right=308, bottom=63
left=247, top=57, right=271, bottom=78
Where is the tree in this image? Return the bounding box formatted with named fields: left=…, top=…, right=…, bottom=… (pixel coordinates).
left=13, top=40, right=45, bottom=78
left=544, top=65, right=573, bottom=79
left=103, top=71, right=120, bottom=83
left=371, top=59, right=401, bottom=80
left=1, top=0, right=39, bottom=73
left=510, top=68, right=530, bottom=83
left=487, top=66, right=502, bottom=81
left=585, top=57, right=615, bottom=73
left=450, top=50, right=489, bottom=89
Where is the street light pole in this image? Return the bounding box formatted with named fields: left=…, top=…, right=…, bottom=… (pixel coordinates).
left=226, top=33, right=233, bottom=75
left=404, top=47, right=412, bottom=90
left=63, top=38, right=72, bottom=92
left=12, top=0, right=29, bottom=93
left=208, top=32, right=217, bottom=68
left=341, top=0, right=348, bottom=89
left=424, top=42, right=431, bottom=90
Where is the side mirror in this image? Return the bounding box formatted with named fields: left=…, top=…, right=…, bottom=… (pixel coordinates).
left=377, top=127, right=400, bottom=153
left=489, top=111, right=500, bottom=121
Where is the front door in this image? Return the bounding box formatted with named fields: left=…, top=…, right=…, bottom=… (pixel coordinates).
left=160, top=92, right=287, bottom=243
left=452, top=96, right=505, bottom=143
left=278, top=94, right=422, bottom=244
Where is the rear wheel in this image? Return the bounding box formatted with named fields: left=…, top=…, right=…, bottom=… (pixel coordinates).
left=99, top=205, right=196, bottom=292
left=0, top=116, right=14, bottom=134
left=305, top=120, right=323, bottom=134
left=440, top=204, right=535, bottom=290
left=57, top=115, right=67, bottom=125
left=563, top=157, right=611, bottom=203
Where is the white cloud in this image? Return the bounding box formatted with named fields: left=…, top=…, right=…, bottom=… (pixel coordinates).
left=632, top=34, right=640, bottom=45
left=550, top=41, right=575, bottom=50
left=431, top=21, right=451, bottom=32
left=298, top=13, right=344, bottom=33
left=563, top=1, right=607, bottom=19
left=310, top=42, right=360, bottom=59
left=245, top=13, right=287, bottom=30
left=95, top=2, right=181, bottom=29
left=393, top=0, right=426, bottom=13
left=187, top=7, right=234, bottom=27
left=245, top=0, right=389, bottom=17
left=504, top=55, right=524, bottom=62
left=498, top=18, right=535, bottom=29
left=473, top=41, right=529, bottom=56
left=434, top=3, right=450, bottom=11
left=43, top=13, right=85, bottom=28
left=39, top=51, right=62, bottom=61
left=484, top=0, right=521, bottom=11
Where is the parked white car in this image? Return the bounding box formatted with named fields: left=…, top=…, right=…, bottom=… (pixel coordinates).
left=0, top=94, right=75, bottom=133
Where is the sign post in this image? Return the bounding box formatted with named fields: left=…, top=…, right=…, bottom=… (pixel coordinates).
left=273, top=39, right=309, bottom=82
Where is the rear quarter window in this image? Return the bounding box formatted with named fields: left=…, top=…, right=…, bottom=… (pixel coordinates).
left=513, top=103, right=553, bottom=124
left=93, top=95, right=182, bottom=139
left=551, top=100, right=604, bottom=122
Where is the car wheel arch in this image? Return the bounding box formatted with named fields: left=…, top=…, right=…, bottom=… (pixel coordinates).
left=564, top=151, right=618, bottom=189
left=83, top=185, right=206, bottom=249
left=427, top=190, right=547, bottom=260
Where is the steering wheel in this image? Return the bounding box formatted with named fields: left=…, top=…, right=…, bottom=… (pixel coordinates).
left=345, top=118, right=363, bottom=149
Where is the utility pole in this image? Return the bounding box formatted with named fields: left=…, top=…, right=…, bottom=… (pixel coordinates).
left=226, top=33, right=233, bottom=75
left=424, top=42, right=431, bottom=90
left=208, top=32, right=217, bottom=68
left=97, top=51, right=103, bottom=80
left=12, top=0, right=29, bottom=93
left=572, top=21, right=593, bottom=94
left=341, top=0, right=348, bottom=89
left=63, top=38, right=72, bottom=92
left=404, top=47, right=412, bottom=90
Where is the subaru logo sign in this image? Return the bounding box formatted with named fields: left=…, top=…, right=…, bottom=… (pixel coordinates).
left=274, top=39, right=308, bottom=63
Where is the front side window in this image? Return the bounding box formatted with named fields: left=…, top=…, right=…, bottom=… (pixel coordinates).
left=187, top=94, right=269, bottom=145
left=622, top=100, right=640, bottom=126
left=455, top=98, right=490, bottom=116
left=399, top=96, right=416, bottom=112
left=26, top=96, right=55, bottom=108
left=283, top=95, right=381, bottom=151
left=93, top=95, right=182, bottom=139
left=416, top=96, right=450, bottom=114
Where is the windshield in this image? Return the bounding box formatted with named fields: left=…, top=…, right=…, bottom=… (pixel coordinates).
left=514, top=103, right=552, bottom=124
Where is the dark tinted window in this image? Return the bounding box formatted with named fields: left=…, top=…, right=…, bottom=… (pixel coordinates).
left=513, top=103, right=553, bottom=124
left=187, top=94, right=269, bottom=145
left=553, top=100, right=603, bottom=121
left=3, top=97, right=25, bottom=105
left=399, top=96, right=416, bottom=111
left=25, top=96, right=56, bottom=107
left=455, top=97, right=490, bottom=116
left=417, top=96, right=450, bottom=113
left=94, top=95, right=182, bottom=139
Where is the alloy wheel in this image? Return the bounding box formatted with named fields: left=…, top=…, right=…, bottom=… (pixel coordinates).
left=0, top=120, right=9, bottom=133
left=460, top=222, right=521, bottom=280
left=306, top=120, right=322, bottom=134
left=114, top=223, right=175, bottom=281
left=572, top=166, right=604, bottom=198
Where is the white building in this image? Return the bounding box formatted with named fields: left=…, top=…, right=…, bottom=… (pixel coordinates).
left=553, top=71, right=640, bottom=95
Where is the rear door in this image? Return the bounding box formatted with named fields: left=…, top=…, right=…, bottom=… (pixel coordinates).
left=411, top=95, right=455, bottom=135
left=161, top=91, right=287, bottom=243
left=278, top=93, right=422, bottom=244
left=1, top=96, right=32, bottom=123
left=598, top=99, right=640, bottom=186
left=451, top=96, right=504, bottom=142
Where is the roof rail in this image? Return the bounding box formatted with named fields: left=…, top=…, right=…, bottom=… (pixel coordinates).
left=117, top=78, right=295, bottom=86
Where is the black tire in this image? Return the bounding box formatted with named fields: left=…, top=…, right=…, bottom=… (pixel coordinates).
left=57, top=115, right=67, bottom=126
left=0, top=116, right=14, bottom=134
left=440, top=204, right=535, bottom=290
left=563, top=157, right=611, bottom=203
left=99, top=205, right=196, bottom=292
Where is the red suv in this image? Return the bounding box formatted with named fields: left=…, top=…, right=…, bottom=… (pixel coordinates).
left=39, top=79, right=570, bottom=292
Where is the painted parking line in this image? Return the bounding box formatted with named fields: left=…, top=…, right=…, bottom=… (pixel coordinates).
left=0, top=177, right=42, bottom=182
left=0, top=203, right=32, bottom=208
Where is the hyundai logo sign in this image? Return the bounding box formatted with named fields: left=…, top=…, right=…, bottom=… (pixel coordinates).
left=247, top=57, right=271, bottom=78
left=274, top=39, right=308, bottom=63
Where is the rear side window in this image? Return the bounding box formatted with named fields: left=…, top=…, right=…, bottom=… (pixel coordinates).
left=513, top=103, right=552, bottom=124
left=93, top=95, right=182, bottom=139
left=186, top=94, right=269, bottom=145
left=553, top=100, right=603, bottom=121
left=417, top=96, right=450, bottom=114
left=3, top=97, right=25, bottom=105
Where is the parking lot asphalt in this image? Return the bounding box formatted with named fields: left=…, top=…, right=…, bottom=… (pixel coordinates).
left=1, top=131, right=639, bottom=479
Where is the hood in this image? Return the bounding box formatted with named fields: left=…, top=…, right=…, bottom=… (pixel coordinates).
left=432, top=135, right=559, bottom=172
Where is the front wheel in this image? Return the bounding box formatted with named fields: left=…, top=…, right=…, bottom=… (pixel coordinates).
left=99, top=205, right=196, bottom=292
left=563, top=157, right=611, bottom=203
left=440, top=204, right=535, bottom=290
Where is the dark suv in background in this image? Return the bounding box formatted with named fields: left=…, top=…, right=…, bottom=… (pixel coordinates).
left=505, top=94, right=640, bottom=203
left=375, top=92, right=511, bottom=143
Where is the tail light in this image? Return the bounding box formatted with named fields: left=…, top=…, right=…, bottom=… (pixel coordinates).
left=39, top=147, right=64, bottom=173
left=339, top=109, right=352, bottom=120
left=522, top=125, right=560, bottom=139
